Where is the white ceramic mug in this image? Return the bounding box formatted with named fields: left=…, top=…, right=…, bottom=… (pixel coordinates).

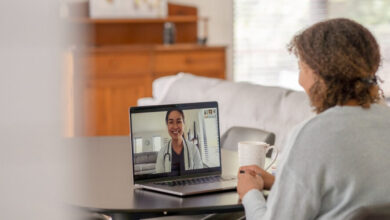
left=238, top=141, right=278, bottom=171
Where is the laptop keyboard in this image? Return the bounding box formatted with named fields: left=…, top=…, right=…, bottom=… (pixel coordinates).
left=154, top=176, right=236, bottom=187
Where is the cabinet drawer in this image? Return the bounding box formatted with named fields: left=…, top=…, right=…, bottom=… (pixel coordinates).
left=154, top=50, right=225, bottom=75
left=79, top=52, right=151, bottom=77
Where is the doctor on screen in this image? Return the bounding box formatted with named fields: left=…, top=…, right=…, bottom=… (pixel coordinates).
left=155, top=108, right=203, bottom=174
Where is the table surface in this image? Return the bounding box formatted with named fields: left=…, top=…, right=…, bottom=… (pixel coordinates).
left=64, top=136, right=244, bottom=217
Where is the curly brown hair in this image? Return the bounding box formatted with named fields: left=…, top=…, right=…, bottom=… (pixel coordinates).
left=288, top=18, right=384, bottom=113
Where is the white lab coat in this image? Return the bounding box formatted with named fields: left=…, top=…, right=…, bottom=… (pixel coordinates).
left=155, top=140, right=203, bottom=173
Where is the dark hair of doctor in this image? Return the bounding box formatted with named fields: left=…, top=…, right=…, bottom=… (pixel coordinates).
left=165, top=108, right=185, bottom=125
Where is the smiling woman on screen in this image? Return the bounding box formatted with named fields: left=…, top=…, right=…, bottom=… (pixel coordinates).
left=155, top=108, right=203, bottom=174
left=237, top=18, right=390, bottom=220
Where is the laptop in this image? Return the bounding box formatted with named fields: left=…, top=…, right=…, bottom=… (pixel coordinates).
left=129, top=101, right=237, bottom=196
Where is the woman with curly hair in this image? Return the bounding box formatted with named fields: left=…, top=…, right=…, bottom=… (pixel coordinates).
left=237, top=18, right=390, bottom=219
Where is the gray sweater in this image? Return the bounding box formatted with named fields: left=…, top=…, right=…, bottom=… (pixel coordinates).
left=242, top=104, right=390, bottom=220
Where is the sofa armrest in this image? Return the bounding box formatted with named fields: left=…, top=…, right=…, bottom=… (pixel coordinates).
left=134, top=163, right=156, bottom=173
left=137, top=73, right=188, bottom=106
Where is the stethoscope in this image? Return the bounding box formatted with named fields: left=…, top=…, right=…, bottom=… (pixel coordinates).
left=163, top=139, right=190, bottom=169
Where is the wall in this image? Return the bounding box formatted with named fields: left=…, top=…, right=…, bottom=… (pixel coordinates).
left=168, top=0, right=234, bottom=80
left=133, top=131, right=169, bottom=152
left=1, top=1, right=69, bottom=219
left=168, top=0, right=233, bottom=80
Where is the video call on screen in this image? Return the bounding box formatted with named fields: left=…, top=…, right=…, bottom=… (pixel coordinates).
left=131, top=108, right=220, bottom=176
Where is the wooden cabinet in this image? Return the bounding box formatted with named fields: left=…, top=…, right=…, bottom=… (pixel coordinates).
left=154, top=48, right=225, bottom=78
left=68, top=3, right=226, bottom=136
left=72, top=45, right=225, bottom=136
left=75, top=76, right=153, bottom=136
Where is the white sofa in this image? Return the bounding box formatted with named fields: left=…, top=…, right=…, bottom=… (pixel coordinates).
left=138, top=73, right=315, bottom=153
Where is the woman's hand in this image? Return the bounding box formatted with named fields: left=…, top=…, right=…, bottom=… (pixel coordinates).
left=237, top=169, right=264, bottom=200
left=239, top=165, right=275, bottom=190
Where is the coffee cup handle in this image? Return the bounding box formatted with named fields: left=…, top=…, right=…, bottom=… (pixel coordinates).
left=264, top=146, right=278, bottom=171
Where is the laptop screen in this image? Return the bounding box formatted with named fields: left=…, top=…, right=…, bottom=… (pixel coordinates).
left=130, top=102, right=221, bottom=182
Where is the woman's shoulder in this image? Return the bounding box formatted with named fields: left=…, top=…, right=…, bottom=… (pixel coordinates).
left=305, top=103, right=390, bottom=129
left=290, top=104, right=390, bottom=153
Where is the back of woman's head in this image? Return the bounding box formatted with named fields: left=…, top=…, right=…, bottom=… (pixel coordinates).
left=289, top=18, right=383, bottom=113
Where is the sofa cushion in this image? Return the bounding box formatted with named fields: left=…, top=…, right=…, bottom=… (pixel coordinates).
left=134, top=152, right=158, bottom=164
left=134, top=163, right=156, bottom=173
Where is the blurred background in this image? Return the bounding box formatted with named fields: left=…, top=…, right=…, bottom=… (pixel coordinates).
left=1, top=0, right=389, bottom=219
left=63, top=0, right=390, bottom=138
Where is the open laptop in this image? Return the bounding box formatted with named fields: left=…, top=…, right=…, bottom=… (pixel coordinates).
left=129, top=101, right=237, bottom=196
